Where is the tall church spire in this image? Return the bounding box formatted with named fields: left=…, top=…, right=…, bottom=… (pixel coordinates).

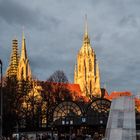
left=21, top=31, right=27, bottom=60
left=6, top=39, right=19, bottom=78
left=74, top=16, right=101, bottom=98
left=17, top=32, right=32, bottom=81
left=80, top=15, right=92, bottom=55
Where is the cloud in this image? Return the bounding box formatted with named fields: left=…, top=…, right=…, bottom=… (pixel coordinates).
left=0, top=0, right=40, bottom=27
left=0, top=0, right=61, bottom=31
left=1, top=0, right=140, bottom=95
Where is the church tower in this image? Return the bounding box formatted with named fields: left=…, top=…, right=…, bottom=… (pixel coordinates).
left=17, top=32, right=32, bottom=81
left=74, top=16, right=101, bottom=97
left=6, top=39, right=19, bottom=78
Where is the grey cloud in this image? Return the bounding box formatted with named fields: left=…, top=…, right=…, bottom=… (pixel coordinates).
left=37, top=15, right=61, bottom=31
left=0, top=0, right=60, bottom=31
left=0, top=0, right=40, bottom=26
left=119, top=15, right=138, bottom=27
left=1, top=0, right=140, bottom=95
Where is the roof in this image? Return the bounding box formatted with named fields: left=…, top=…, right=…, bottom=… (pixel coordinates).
left=66, top=83, right=82, bottom=96
left=36, top=81, right=89, bottom=102
left=104, top=91, right=140, bottom=111
left=107, top=91, right=132, bottom=100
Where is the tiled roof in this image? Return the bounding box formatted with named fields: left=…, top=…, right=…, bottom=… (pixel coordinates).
left=35, top=81, right=140, bottom=108
left=36, top=81, right=89, bottom=102
left=107, top=91, right=132, bottom=100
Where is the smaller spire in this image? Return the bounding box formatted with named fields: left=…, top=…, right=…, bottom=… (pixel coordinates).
left=17, top=31, right=32, bottom=81
left=95, top=60, right=101, bottom=97
left=22, top=31, right=25, bottom=40
left=22, top=26, right=25, bottom=39
left=95, top=61, right=101, bottom=88
left=20, top=31, right=27, bottom=60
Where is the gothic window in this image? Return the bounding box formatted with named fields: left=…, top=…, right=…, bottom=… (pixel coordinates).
left=79, top=64, right=81, bottom=72
left=89, top=59, right=92, bottom=72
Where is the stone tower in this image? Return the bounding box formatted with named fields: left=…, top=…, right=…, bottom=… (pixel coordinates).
left=17, top=32, right=32, bottom=81
left=6, top=39, right=19, bottom=78
left=74, top=17, right=101, bottom=97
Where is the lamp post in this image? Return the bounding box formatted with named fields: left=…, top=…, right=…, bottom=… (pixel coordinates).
left=0, top=59, right=3, bottom=137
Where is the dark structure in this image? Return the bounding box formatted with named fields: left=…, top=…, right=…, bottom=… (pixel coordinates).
left=18, top=98, right=111, bottom=139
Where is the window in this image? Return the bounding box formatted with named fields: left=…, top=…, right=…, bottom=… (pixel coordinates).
left=89, top=59, right=92, bottom=72
left=53, top=101, right=82, bottom=122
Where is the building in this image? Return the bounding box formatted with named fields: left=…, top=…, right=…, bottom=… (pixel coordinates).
left=6, top=32, right=32, bottom=81
left=6, top=39, right=19, bottom=78
left=74, top=16, right=101, bottom=98
left=4, top=18, right=140, bottom=139
left=6, top=17, right=101, bottom=100
left=5, top=19, right=140, bottom=106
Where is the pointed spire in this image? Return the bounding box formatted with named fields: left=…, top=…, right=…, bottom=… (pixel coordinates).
left=17, top=31, right=32, bottom=81
left=83, top=14, right=90, bottom=44
left=22, top=30, right=25, bottom=40
left=22, top=26, right=25, bottom=39
left=20, top=31, right=27, bottom=60
left=80, top=15, right=92, bottom=54
left=95, top=61, right=101, bottom=89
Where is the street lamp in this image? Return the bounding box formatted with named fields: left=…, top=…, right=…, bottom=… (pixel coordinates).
left=0, top=59, right=3, bottom=137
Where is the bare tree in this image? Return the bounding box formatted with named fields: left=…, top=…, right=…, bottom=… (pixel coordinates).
left=47, top=70, right=68, bottom=83
left=46, top=70, right=72, bottom=102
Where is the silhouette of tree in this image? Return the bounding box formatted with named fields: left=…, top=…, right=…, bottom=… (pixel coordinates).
left=2, top=76, right=32, bottom=136
left=47, top=70, right=72, bottom=102
left=47, top=70, right=68, bottom=83
left=2, top=76, right=19, bottom=136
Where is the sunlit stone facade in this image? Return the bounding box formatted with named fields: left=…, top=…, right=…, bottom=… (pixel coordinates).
left=6, top=32, right=32, bottom=81
left=74, top=18, right=101, bottom=97
left=17, top=33, right=32, bottom=81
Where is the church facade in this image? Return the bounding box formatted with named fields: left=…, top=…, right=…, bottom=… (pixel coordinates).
left=6, top=18, right=101, bottom=100
left=74, top=18, right=101, bottom=98
left=6, top=33, right=32, bottom=81
left=5, top=18, right=140, bottom=112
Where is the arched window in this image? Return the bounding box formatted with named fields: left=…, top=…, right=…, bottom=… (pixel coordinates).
left=53, top=101, right=82, bottom=122
left=86, top=99, right=111, bottom=125
left=87, top=99, right=111, bottom=115
left=89, top=59, right=92, bottom=72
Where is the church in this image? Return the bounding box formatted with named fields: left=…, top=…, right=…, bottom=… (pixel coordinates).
left=3, top=17, right=140, bottom=139
left=6, top=17, right=102, bottom=101
left=5, top=18, right=140, bottom=109
left=6, top=33, right=32, bottom=81
left=74, top=17, right=101, bottom=98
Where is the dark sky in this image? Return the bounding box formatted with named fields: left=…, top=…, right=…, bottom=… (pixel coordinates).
left=0, top=0, right=140, bottom=95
